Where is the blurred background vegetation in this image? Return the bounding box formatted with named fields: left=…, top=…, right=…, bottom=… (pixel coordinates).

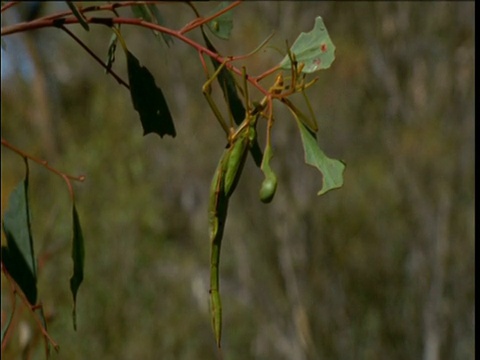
left=1, top=2, right=474, bottom=359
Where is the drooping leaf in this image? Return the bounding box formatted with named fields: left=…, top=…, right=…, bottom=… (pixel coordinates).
left=66, top=1, right=89, bottom=31
left=105, top=28, right=119, bottom=73
left=202, top=31, right=263, bottom=166
left=207, top=1, right=233, bottom=40
left=70, top=204, right=84, bottom=331
left=280, top=16, right=335, bottom=73
left=131, top=4, right=173, bottom=47
left=283, top=97, right=318, bottom=133
left=295, top=119, right=345, bottom=195
left=147, top=4, right=173, bottom=46
left=1, top=161, right=37, bottom=305
left=126, top=51, right=176, bottom=138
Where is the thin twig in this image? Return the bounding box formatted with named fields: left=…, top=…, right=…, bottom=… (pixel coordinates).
left=1, top=13, right=275, bottom=97
left=179, top=0, right=242, bottom=35
left=1, top=266, right=60, bottom=351
left=0, top=1, right=19, bottom=13
left=59, top=25, right=130, bottom=89
left=0, top=264, right=18, bottom=352
left=1, top=138, right=84, bottom=201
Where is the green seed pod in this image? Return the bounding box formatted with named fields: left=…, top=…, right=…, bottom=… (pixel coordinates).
left=259, top=173, right=277, bottom=203
left=224, top=132, right=249, bottom=197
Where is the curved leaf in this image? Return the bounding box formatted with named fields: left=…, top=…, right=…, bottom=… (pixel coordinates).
left=66, top=1, right=89, bottom=31
left=280, top=16, right=336, bottom=73
left=295, top=119, right=345, bottom=195
left=1, top=160, right=37, bottom=305
left=70, top=204, right=84, bottom=331
left=131, top=4, right=173, bottom=46
left=126, top=51, right=176, bottom=138
left=207, top=1, right=234, bottom=40
left=104, top=29, right=119, bottom=73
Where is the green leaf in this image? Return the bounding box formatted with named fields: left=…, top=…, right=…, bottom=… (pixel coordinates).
left=104, top=28, right=119, bottom=73
left=1, top=161, right=37, bottom=305
left=280, top=16, right=336, bottom=73
left=70, top=204, right=84, bottom=331
left=126, top=51, right=176, bottom=138
left=131, top=4, right=173, bottom=47
left=207, top=1, right=233, bottom=40
left=66, top=1, right=89, bottom=31
left=283, top=97, right=318, bottom=133
left=295, top=119, right=345, bottom=195
left=147, top=4, right=173, bottom=46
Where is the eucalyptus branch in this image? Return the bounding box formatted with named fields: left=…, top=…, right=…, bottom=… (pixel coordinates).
left=1, top=12, right=276, bottom=97
left=1, top=138, right=85, bottom=201
left=0, top=3, right=344, bottom=354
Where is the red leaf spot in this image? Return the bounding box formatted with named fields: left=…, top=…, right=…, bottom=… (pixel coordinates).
left=321, top=43, right=327, bottom=52
left=314, top=58, right=321, bottom=66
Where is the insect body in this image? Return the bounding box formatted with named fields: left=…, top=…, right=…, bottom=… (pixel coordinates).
left=203, top=52, right=316, bottom=348
left=208, top=113, right=258, bottom=347
left=208, top=150, right=229, bottom=347
left=224, top=129, right=249, bottom=197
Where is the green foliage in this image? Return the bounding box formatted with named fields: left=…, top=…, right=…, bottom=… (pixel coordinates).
left=126, top=50, right=176, bottom=138
left=280, top=16, right=336, bottom=73
left=104, top=30, right=119, bottom=73
left=201, top=31, right=264, bottom=167
left=201, top=32, right=246, bottom=128
left=70, top=204, right=84, bottom=331
left=65, top=1, right=89, bottom=32
left=2, top=2, right=473, bottom=359
left=295, top=118, right=345, bottom=195
left=131, top=3, right=173, bottom=46
left=2, top=160, right=37, bottom=305
left=2, top=2, right=344, bottom=354
left=207, top=1, right=234, bottom=40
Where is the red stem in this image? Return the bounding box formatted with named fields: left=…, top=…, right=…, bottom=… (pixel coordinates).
left=1, top=12, right=276, bottom=97
left=1, top=266, right=60, bottom=351
left=179, top=1, right=242, bottom=34
left=0, top=1, right=19, bottom=13
left=1, top=138, right=85, bottom=202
